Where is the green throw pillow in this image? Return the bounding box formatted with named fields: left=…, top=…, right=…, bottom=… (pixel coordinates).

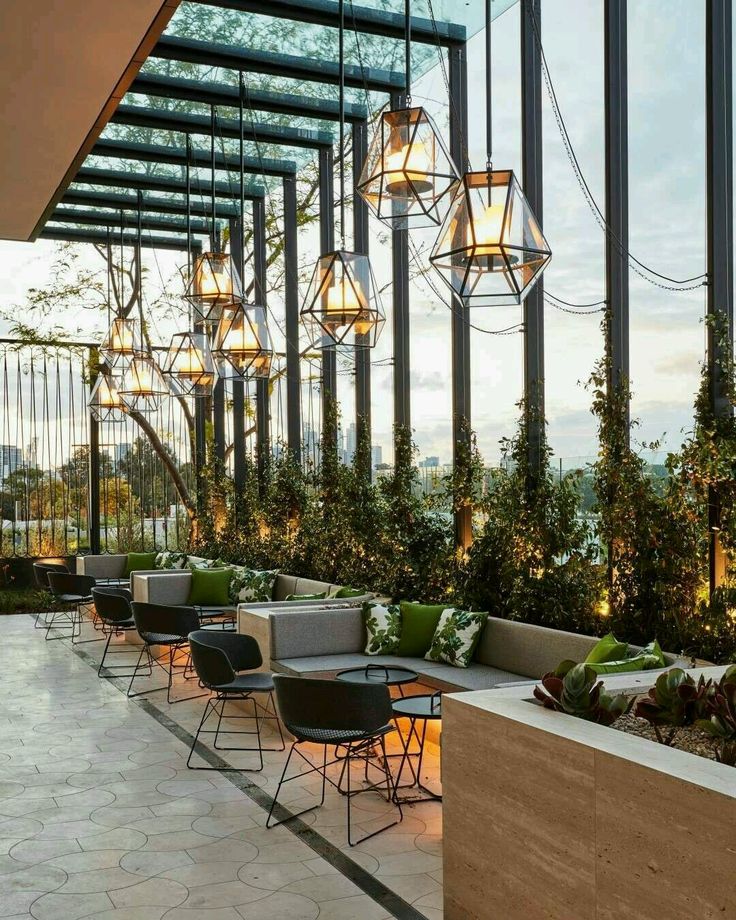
left=187, top=567, right=232, bottom=607
left=124, top=552, right=158, bottom=576
left=585, top=632, right=629, bottom=665
left=398, top=602, right=446, bottom=657
left=363, top=601, right=402, bottom=655
left=586, top=640, right=666, bottom=675
left=285, top=592, right=327, bottom=601
left=331, top=586, right=366, bottom=599
left=425, top=608, right=487, bottom=669
left=155, top=550, right=187, bottom=570
left=228, top=567, right=279, bottom=605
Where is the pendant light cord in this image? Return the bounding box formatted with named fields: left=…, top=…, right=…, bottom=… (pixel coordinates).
left=239, top=72, right=246, bottom=287
left=339, top=0, right=346, bottom=249
left=405, top=0, right=412, bottom=105
left=485, top=0, right=492, bottom=171
left=210, top=104, right=218, bottom=252
left=185, top=136, right=192, bottom=280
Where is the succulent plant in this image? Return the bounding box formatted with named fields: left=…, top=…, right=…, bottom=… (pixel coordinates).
left=534, top=662, right=632, bottom=726
left=696, top=665, right=736, bottom=765
left=634, top=668, right=712, bottom=745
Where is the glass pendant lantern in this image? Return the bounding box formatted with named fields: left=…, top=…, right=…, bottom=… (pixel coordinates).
left=161, top=331, right=215, bottom=397
left=119, top=355, right=169, bottom=414
left=430, top=0, right=550, bottom=305
left=301, top=250, right=384, bottom=349
left=99, top=317, right=142, bottom=366
left=88, top=373, right=124, bottom=422
left=300, top=0, right=385, bottom=350
left=357, top=1, right=459, bottom=228
left=213, top=304, right=273, bottom=380
left=182, top=113, right=242, bottom=325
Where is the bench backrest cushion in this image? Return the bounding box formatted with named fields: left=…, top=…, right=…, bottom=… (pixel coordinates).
left=77, top=554, right=127, bottom=579
left=273, top=575, right=338, bottom=601
left=269, top=607, right=363, bottom=660
left=474, top=616, right=600, bottom=679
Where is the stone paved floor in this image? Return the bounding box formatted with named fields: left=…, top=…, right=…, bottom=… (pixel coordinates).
left=0, top=615, right=443, bottom=919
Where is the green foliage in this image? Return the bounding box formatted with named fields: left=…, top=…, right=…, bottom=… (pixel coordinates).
left=696, top=665, right=736, bottom=764
left=634, top=668, right=712, bottom=745
left=533, top=662, right=632, bottom=725
left=0, top=587, right=65, bottom=615
left=588, top=316, right=702, bottom=654
left=462, top=397, right=601, bottom=631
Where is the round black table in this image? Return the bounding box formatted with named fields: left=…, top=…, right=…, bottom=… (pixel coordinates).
left=335, top=664, right=418, bottom=696
left=391, top=692, right=442, bottom=803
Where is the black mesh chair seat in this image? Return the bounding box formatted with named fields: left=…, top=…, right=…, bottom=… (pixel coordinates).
left=45, top=573, right=97, bottom=642
left=267, top=676, right=403, bottom=846
left=287, top=723, right=394, bottom=746
left=91, top=587, right=139, bottom=678
left=186, top=631, right=284, bottom=772
left=217, top=672, right=276, bottom=694
left=128, top=602, right=203, bottom=705
left=141, top=631, right=187, bottom=646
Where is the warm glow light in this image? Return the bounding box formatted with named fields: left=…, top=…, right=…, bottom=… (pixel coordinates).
left=472, top=202, right=506, bottom=255
left=325, top=278, right=364, bottom=322
left=384, top=142, right=432, bottom=193
left=175, top=347, right=205, bottom=376
left=195, top=257, right=230, bottom=300
left=597, top=599, right=611, bottom=619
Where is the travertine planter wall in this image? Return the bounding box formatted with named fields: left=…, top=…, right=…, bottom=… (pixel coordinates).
left=442, top=667, right=736, bottom=920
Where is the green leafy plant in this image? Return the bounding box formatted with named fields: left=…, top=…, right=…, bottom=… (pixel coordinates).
left=696, top=665, right=736, bottom=765
left=533, top=662, right=632, bottom=725
left=634, top=668, right=712, bottom=745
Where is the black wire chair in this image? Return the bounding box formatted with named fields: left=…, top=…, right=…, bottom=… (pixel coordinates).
left=129, top=602, right=206, bottom=704
left=267, top=675, right=403, bottom=846
left=92, top=587, right=141, bottom=678
left=45, top=572, right=96, bottom=642
left=187, top=630, right=285, bottom=771
left=31, top=562, right=69, bottom=629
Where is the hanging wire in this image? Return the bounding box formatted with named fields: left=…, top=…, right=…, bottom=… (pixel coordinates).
left=339, top=0, right=346, bottom=248
left=523, top=2, right=707, bottom=291
left=485, top=0, right=492, bottom=171
left=405, top=0, right=412, bottom=105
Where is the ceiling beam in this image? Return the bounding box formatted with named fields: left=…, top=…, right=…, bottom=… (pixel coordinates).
left=91, top=137, right=297, bottom=177
left=40, top=227, right=194, bottom=251
left=151, top=34, right=404, bottom=93
left=73, top=166, right=265, bottom=199
left=111, top=104, right=334, bottom=148
left=191, top=0, right=465, bottom=45
left=51, top=207, right=211, bottom=235
left=61, top=188, right=241, bottom=217
left=130, top=72, right=367, bottom=122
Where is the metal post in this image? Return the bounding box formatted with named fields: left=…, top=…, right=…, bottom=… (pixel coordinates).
left=319, top=147, right=337, bottom=451
left=229, top=217, right=246, bottom=496
left=604, top=0, right=630, bottom=404
left=521, top=0, right=545, bottom=476
left=391, top=92, right=411, bottom=433
left=253, top=197, right=270, bottom=486
left=353, top=119, right=371, bottom=455
left=448, top=45, right=472, bottom=550
left=283, top=175, right=302, bottom=462
left=88, top=351, right=101, bottom=555
left=706, top=0, right=733, bottom=592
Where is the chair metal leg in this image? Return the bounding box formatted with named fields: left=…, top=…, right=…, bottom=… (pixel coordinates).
left=98, top=630, right=142, bottom=679
left=266, top=742, right=328, bottom=829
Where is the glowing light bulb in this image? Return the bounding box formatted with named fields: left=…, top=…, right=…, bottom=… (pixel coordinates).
left=472, top=203, right=506, bottom=256
left=384, top=142, right=432, bottom=194
left=176, top=347, right=204, bottom=376
left=325, top=278, right=363, bottom=321
left=195, top=255, right=231, bottom=300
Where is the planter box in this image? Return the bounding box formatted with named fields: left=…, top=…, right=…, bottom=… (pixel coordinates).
left=442, top=666, right=736, bottom=920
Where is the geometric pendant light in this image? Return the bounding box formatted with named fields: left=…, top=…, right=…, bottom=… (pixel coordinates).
left=119, top=355, right=169, bottom=414
left=161, top=331, right=215, bottom=397
left=356, top=0, right=459, bottom=228
left=88, top=373, right=124, bottom=423
left=182, top=108, right=243, bottom=325
left=300, top=0, right=384, bottom=350
left=99, top=316, right=142, bottom=367
left=212, top=304, right=273, bottom=380
left=430, top=0, right=550, bottom=306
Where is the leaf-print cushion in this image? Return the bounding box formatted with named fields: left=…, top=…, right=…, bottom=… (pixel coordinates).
left=227, top=566, right=279, bottom=605
left=425, top=608, right=487, bottom=668
left=363, top=601, right=402, bottom=656
left=188, top=558, right=217, bottom=571
left=155, top=551, right=187, bottom=570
